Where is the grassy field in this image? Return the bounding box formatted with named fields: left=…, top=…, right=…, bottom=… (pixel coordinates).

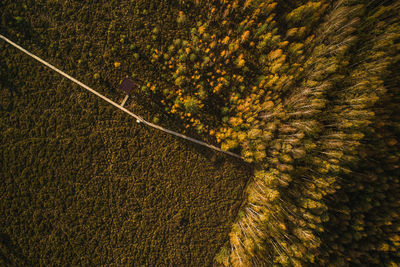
left=0, top=1, right=252, bottom=265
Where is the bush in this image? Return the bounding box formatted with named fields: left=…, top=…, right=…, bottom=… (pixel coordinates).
left=183, top=96, right=199, bottom=114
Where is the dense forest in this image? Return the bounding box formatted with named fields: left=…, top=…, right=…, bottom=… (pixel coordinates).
left=1, top=0, right=400, bottom=266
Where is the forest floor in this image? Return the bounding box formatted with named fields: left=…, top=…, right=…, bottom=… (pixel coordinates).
left=0, top=1, right=252, bottom=266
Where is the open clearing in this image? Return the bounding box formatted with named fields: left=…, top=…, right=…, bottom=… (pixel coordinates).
left=0, top=1, right=252, bottom=265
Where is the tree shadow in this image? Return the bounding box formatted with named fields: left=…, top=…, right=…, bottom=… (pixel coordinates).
left=0, top=232, right=29, bottom=266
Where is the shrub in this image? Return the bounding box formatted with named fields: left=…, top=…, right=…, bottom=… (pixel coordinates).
left=183, top=96, right=199, bottom=114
